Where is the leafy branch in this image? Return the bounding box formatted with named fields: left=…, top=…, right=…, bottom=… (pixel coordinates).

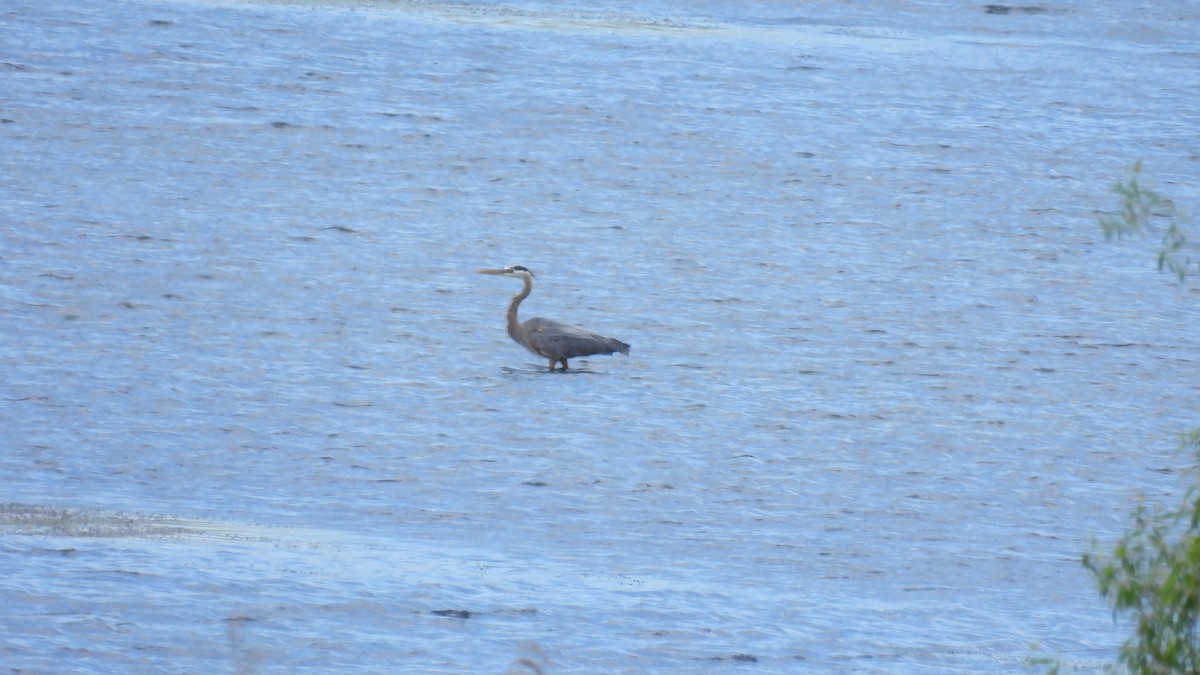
left=1080, top=165, right=1200, bottom=674
left=1100, top=161, right=1192, bottom=281
left=1083, top=432, right=1200, bottom=674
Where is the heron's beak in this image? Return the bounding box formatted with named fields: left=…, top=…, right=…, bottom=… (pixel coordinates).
left=476, top=268, right=505, bottom=275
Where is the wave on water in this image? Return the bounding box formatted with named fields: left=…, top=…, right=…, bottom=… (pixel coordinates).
left=211, top=0, right=724, bottom=32
left=0, top=503, right=333, bottom=546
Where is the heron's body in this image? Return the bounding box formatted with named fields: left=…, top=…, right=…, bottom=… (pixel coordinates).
left=478, top=266, right=630, bottom=371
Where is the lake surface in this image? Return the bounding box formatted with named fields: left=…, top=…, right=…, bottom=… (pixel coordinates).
left=2, top=0, right=1199, bottom=671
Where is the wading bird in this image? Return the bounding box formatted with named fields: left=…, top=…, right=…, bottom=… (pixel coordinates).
left=477, top=265, right=631, bottom=371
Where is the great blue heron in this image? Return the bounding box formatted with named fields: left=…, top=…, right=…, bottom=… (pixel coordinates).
left=477, top=265, right=631, bottom=371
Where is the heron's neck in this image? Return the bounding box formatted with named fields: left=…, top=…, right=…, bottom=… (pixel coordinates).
left=506, top=274, right=532, bottom=337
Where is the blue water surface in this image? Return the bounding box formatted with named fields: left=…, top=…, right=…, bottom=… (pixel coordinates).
left=2, top=0, right=1199, bottom=671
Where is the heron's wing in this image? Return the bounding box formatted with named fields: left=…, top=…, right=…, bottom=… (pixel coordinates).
left=523, top=317, right=631, bottom=359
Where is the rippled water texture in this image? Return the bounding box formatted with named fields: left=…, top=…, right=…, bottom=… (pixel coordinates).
left=2, top=0, right=1199, bottom=671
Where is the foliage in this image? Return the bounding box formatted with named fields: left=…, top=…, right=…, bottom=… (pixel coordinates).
left=1083, top=431, right=1200, bottom=674
left=1100, top=161, right=1193, bottom=281
left=1082, top=165, right=1199, bottom=673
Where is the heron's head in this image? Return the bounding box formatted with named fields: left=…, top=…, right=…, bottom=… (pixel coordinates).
left=477, top=265, right=535, bottom=280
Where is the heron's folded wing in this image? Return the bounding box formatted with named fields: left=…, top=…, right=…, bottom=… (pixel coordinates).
left=525, top=317, right=630, bottom=358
